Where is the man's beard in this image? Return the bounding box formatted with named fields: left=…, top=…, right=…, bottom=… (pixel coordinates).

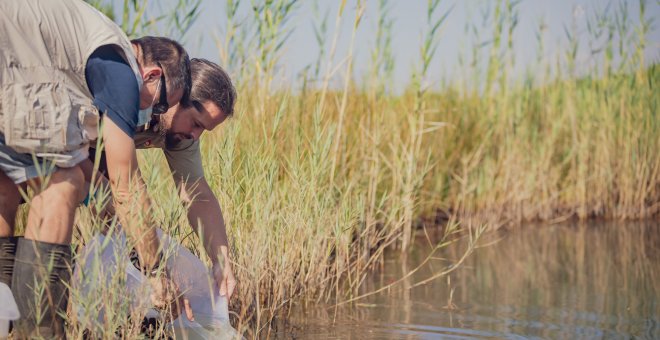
left=165, top=131, right=187, bottom=149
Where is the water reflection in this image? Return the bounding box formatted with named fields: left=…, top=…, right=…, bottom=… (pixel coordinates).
left=273, top=221, right=659, bottom=339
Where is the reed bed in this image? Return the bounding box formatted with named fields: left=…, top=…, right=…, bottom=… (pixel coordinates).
left=10, top=0, right=658, bottom=338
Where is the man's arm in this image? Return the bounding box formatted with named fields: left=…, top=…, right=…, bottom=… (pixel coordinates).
left=179, top=177, right=236, bottom=298
left=102, top=121, right=193, bottom=320
left=103, top=118, right=160, bottom=269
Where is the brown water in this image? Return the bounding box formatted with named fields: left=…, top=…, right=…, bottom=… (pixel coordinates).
left=272, top=221, right=659, bottom=339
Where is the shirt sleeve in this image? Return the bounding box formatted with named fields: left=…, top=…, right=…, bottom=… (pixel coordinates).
left=85, top=45, right=140, bottom=138
left=163, top=139, right=205, bottom=184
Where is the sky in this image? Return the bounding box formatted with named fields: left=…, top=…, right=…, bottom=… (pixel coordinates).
left=141, top=0, right=660, bottom=90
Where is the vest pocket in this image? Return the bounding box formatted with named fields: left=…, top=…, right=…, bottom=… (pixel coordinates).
left=77, top=103, right=100, bottom=144
left=1, top=82, right=96, bottom=154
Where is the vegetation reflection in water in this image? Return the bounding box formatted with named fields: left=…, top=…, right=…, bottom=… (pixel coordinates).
left=274, top=222, right=659, bottom=339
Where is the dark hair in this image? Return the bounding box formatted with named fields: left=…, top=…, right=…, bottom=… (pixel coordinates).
left=131, top=36, right=191, bottom=103
left=189, top=58, right=236, bottom=117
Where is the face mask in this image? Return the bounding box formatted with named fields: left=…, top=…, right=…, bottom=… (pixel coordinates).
left=137, top=107, right=152, bottom=127
left=136, top=77, right=160, bottom=127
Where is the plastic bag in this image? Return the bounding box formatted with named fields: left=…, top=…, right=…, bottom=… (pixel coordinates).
left=72, top=228, right=241, bottom=339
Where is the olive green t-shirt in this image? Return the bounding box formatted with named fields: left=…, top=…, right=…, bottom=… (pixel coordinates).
left=133, top=126, right=204, bottom=183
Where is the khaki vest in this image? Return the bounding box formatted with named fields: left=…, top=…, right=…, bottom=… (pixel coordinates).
left=0, top=0, right=141, bottom=167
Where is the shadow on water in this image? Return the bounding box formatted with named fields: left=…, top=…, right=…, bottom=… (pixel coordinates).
left=272, top=221, right=659, bottom=339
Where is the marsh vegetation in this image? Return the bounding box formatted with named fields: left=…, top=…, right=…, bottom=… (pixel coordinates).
left=11, top=0, right=658, bottom=338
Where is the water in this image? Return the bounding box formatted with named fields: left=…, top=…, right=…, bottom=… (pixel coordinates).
left=272, top=221, right=659, bottom=339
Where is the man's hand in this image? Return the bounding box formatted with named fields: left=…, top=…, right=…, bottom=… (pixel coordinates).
left=148, top=274, right=194, bottom=322
left=213, top=260, right=236, bottom=299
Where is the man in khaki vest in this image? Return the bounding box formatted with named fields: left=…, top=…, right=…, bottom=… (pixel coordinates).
left=0, top=0, right=200, bottom=336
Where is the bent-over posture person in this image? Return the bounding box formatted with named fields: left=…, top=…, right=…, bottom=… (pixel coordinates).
left=0, top=0, right=197, bottom=337
left=82, top=57, right=238, bottom=303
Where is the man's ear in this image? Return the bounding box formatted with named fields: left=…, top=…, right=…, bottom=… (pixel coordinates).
left=142, top=66, right=163, bottom=82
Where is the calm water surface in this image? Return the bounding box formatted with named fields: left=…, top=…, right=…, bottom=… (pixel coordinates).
left=273, top=221, right=659, bottom=339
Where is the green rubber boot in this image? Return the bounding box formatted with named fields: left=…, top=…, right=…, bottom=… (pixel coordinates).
left=11, top=238, right=72, bottom=339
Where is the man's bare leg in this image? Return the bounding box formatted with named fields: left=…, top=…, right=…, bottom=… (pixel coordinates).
left=23, top=166, right=85, bottom=244
left=0, top=171, right=21, bottom=237
left=12, top=166, right=85, bottom=338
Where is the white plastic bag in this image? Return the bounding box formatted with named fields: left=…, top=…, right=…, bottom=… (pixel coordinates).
left=72, top=228, right=240, bottom=339
left=0, top=282, right=20, bottom=339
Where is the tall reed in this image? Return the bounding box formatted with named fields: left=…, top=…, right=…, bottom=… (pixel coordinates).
left=11, top=0, right=657, bottom=338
